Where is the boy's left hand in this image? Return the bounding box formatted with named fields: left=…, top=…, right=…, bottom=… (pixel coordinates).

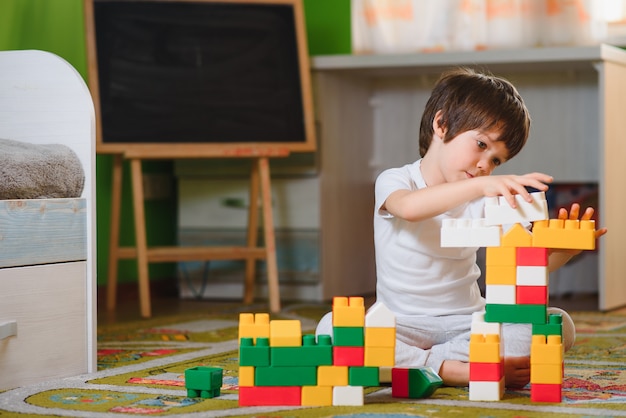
left=557, top=203, right=607, bottom=240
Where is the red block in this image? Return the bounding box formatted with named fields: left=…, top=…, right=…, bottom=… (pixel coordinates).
left=391, top=368, right=409, bottom=398
left=531, top=383, right=562, bottom=403
left=517, top=247, right=548, bottom=266
left=238, top=386, right=301, bottom=406
left=333, top=346, right=364, bottom=366
left=516, top=285, right=548, bottom=304
left=469, top=361, right=504, bottom=382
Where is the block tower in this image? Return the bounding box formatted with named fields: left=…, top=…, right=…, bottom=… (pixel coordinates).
left=441, top=191, right=596, bottom=403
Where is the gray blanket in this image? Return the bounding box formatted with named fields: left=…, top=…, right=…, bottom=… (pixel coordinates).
left=0, top=138, right=84, bottom=199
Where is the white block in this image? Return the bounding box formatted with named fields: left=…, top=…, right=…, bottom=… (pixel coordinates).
left=379, top=366, right=393, bottom=383
left=516, top=266, right=549, bottom=286
left=333, top=386, right=364, bottom=406
left=365, top=302, right=396, bottom=327
left=470, top=311, right=501, bottom=335
left=441, top=218, right=501, bottom=247
left=469, top=378, right=505, bottom=401
left=484, top=191, right=549, bottom=226
left=485, top=284, right=516, bottom=304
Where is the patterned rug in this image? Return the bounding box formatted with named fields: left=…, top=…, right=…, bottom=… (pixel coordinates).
left=1, top=303, right=626, bottom=417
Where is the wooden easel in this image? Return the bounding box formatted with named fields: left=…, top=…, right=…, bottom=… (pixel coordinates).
left=106, top=152, right=284, bottom=318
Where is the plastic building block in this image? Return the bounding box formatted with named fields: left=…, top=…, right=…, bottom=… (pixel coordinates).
left=349, top=366, right=380, bottom=386
left=485, top=304, right=547, bottom=325
left=484, top=191, right=548, bottom=226
left=364, top=327, right=396, bottom=347
left=440, top=218, right=501, bottom=247
left=239, top=386, right=301, bottom=406
left=379, top=366, right=393, bottom=383
left=485, top=284, right=516, bottom=304
left=531, top=335, right=563, bottom=365
left=470, top=312, right=502, bottom=336
left=269, top=319, right=302, bottom=347
left=531, top=383, right=562, bottom=402
left=239, top=313, right=270, bottom=342
left=332, top=385, right=364, bottom=406
left=470, top=362, right=504, bottom=381
left=516, top=285, right=548, bottom=305
left=530, top=363, right=563, bottom=384
left=516, top=266, right=548, bottom=286
left=238, top=366, right=254, bottom=387
left=391, top=368, right=409, bottom=397
left=301, top=385, right=332, bottom=406
left=485, top=265, right=517, bottom=285
left=469, top=378, right=504, bottom=401
left=333, top=346, right=364, bottom=366
left=501, top=223, right=533, bottom=247
left=185, top=366, right=223, bottom=399
left=533, top=313, right=563, bottom=337
left=365, top=302, right=396, bottom=327
left=391, top=367, right=443, bottom=399
left=364, top=346, right=395, bottom=367
left=270, top=334, right=333, bottom=366
left=516, top=247, right=548, bottom=266
left=317, top=365, right=348, bottom=386
left=532, top=219, right=595, bottom=250
left=333, top=296, right=365, bottom=327
left=469, top=334, right=501, bottom=363
left=255, top=365, right=317, bottom=386
left=333, top=326, right=364, bottom=346
left=239, top=337, right=270, bottom=367
left=486, top=246, right=516, bottom=266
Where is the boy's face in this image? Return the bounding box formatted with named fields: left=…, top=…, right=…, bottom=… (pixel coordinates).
left=438, top=128, right=509, bottom=183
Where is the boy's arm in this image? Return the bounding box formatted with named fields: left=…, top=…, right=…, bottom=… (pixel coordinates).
left=548, top=203, right=608, bottom=272
left=384, top=172, right=552, bottom=222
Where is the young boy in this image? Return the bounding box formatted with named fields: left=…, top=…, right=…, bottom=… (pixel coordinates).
left=316, top=67, right=607, bottom=388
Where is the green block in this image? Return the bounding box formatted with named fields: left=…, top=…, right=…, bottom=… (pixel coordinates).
left=255, top=366, right=317, bottom=386
left=349, top=366, right=379, bottom=387
left=333, top=326, right=364, bottom=347
left=533, top=313, right=563, bottom=336
left=408, top=367, right=443, bottom=399
left=185, top=366, right=223, bottom=398
left=485, top=304, right=547, bottom=325
left=239, top=337, right=270, bottom=367
left=271, top=334, right=333, bottom=366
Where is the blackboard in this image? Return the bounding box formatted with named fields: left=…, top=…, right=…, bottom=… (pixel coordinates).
left=84, top=0, right=316, bottom=157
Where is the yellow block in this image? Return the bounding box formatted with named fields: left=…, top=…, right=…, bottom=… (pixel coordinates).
left=531, top=335, right=563, bottom=365
left=269, top=319, right=302, bottom=347
left=301, top=385, right=333, bottom=406
left=333, top=296, right=365, bottom=327
left=238, top=366, right=254, bottom=387
left=365, top=327, right=396, bottom=347
left=486, top=246, right=516, bottom=266
left=501, top=223, right=532, bottom=247
left=469, top=334, right=502, bottom=363
left=238, top=313, right=270, bottom=342
left=485, top=265, right=516, bottom=285
left=532, top=219, right=595, bottom=250
left=364, top=346, right=395, bottom=367
left=318, top=365, right=348, bottom=386
left=531, top=363, right=563, bottom=384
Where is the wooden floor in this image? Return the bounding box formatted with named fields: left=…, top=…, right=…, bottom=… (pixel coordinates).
left=97, top=280, right=601, bottom=326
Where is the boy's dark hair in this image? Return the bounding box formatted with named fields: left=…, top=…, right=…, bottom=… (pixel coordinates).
left=419, top=67, right=530, bottom=160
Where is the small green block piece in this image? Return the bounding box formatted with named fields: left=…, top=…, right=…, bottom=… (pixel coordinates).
left=408, top=367, right=443, bottom=398
left=255, top=366, right=317, bottom=386
left=184, top=366, right=223, bottom=398
left=239, top=337, right=270, bottom=366
left=333, top=326, right=364, bottom=346
left=270, top=334, right=332, bottom=366
left=349, top=366, right=380, bottom=387
left=533, top=313, right=563, bottom=337
left=485, top=304, right=547, bottom=325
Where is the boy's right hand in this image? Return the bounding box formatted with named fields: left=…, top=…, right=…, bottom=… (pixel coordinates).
left=479, top=172, right=553, bottom=209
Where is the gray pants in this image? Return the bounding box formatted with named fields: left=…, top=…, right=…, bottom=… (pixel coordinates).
left=315, top=307, right=574, bottom=374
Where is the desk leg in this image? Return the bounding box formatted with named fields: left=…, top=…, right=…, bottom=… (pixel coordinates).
left=107, top=154, right=123, bottom=311
left=259, top=157, right=280, bottom=313
left=244, top=161, right=260, bottom=304
left=130, top=158, right=152, bottom=318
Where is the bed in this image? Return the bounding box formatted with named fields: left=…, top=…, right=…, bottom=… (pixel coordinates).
left=0, top=50, right=96, bottom=390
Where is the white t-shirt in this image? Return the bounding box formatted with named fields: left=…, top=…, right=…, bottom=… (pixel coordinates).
left=374, top=159, right=486, bottom=317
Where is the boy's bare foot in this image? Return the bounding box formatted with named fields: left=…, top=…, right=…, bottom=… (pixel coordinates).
left=504, top=356, right=530, bottom=388
left=438, top=360, right=469, bottom=386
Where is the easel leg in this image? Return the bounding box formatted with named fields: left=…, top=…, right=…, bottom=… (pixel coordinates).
left=244, top=161, right=260, bottom=304
left=107, top=154, right=123, bottom=311
left=259, top=157, right=281, bottom=313
left=130, top=158, right=152, bottom=318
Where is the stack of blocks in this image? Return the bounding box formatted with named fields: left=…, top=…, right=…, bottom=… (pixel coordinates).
left=238, top=296, right=443, bottom=406
left=441, top=191, right=595, bottom=402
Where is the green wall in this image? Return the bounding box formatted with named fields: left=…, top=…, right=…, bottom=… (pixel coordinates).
left=0, top=0, right=350, bottom=287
